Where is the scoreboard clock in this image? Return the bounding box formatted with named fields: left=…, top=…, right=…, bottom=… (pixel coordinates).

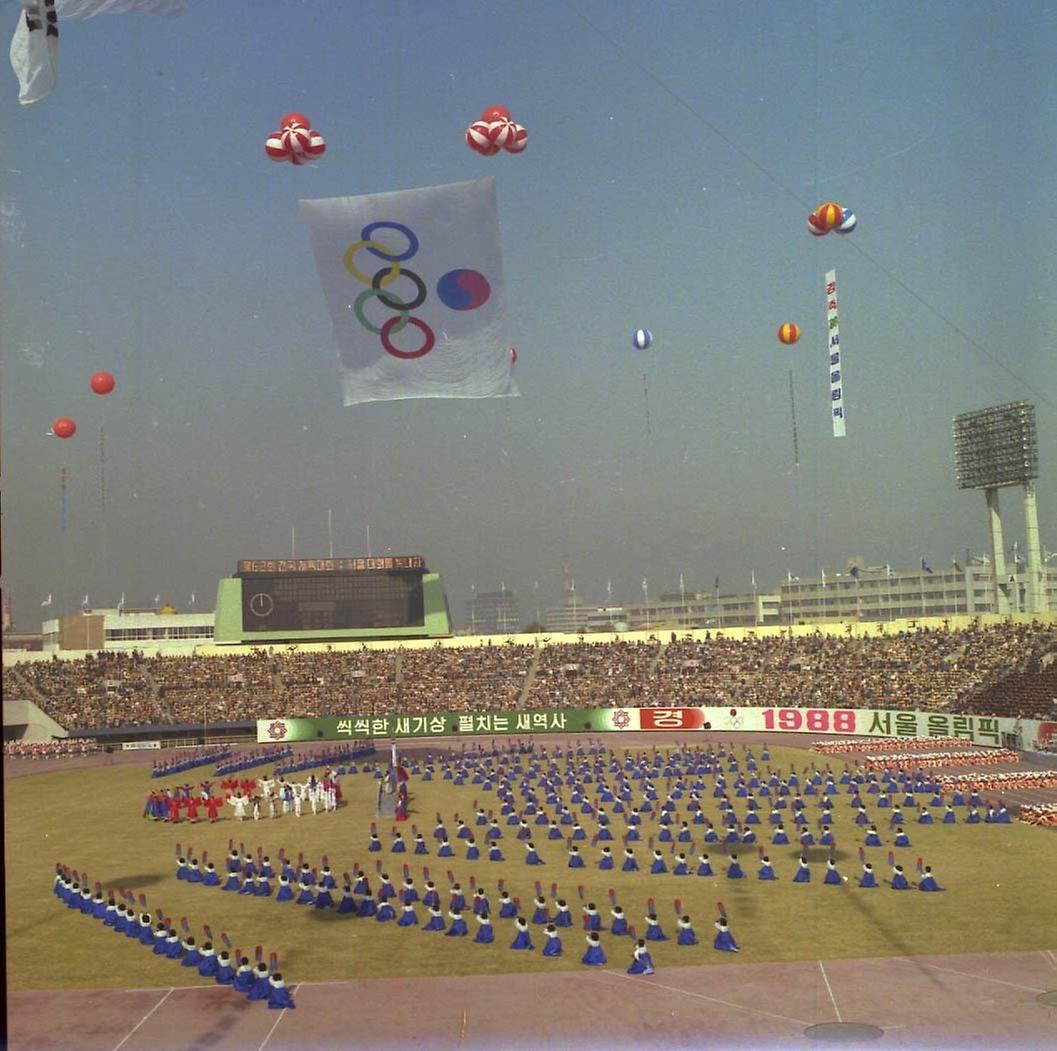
left=237, top=556, right=426, bottom=633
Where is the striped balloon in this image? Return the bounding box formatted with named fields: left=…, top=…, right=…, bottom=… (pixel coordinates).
left=283, top=126, right=325, bottom=160
left=814, top=201, right=844, bottom=231
left=777, top=322, right=801, bottom=345
left=504, top=123, right=528, bottom=153
left=836, top=209, right=857, bottom=234
left=280, top=112, right=309, bottom=131
left=806, top=213, right=827, bottom=236
left=487, top=119, right=516, bottom=149
left=265, top=133, right=290, bottom=162
left=632, top=329, right=653, bottom=350
left=481, top=104, right=511, bottom=122
left=466, top=120, right=493, bottom=153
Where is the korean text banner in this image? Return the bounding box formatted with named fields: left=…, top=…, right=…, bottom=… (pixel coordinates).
left=259, top=706, right=1029, bottom=748
left=300, top=178, right=519, bottom=406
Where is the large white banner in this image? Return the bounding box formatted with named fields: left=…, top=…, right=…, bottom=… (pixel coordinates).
left=300, top=178, right=518, bottom=406
left=825, top=269, right=846, bottom=437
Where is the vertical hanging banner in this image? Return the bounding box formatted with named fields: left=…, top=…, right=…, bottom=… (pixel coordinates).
left=300, top=178, right=519, bottom=406
left=825, top=268, right=845, bottom=437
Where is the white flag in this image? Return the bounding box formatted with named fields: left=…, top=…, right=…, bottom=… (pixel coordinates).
left=81, top=594, right=89, bottom=608
left=117, top=591, right=125, bottom=610
left=10, top=0, right=185, bottom=107
left=190, top=591, right=196, bottom=605
left=41, top=593, right=52, bottom=607
left=300, top=178, right=518, bottom=406
left=154, top=594, right=161, bottom=605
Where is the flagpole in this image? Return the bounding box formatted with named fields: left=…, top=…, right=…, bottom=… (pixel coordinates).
left=327, top=508, right=334, bottom=560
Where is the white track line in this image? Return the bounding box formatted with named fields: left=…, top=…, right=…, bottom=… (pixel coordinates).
left=818, top=960, right=842, bottom=1022
left=599, top=969, right=811, bottom=1028
left=1044, top=950, right=1057, bottom=971
left=257, top=983, right=302, bottom=1051
left=111, top=987, right=174, bottom=1051
left=892, top=958, right=1046, bottom=993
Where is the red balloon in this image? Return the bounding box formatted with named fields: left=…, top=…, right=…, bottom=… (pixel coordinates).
left=52, top=417, right=76, bottom=439
left=280, top=111, right=310, bottom=130
left=481, top=104, right=510, bottom=122
left=509, top=346, right=518, bottom=363
left=90, top=371, right=116, bottom=395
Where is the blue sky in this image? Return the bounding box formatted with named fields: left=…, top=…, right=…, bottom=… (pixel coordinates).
left=2, top=0, right=1055, bottom=626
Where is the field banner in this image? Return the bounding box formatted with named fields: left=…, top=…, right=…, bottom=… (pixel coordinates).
left=259, top=706, right=1021, bottom=748
left=121, top=740, right=161, bottom=751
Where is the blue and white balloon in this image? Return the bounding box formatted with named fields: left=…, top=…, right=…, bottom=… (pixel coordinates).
left=836, top=208, right=857, bottom=234
left=632, top=328, right=653, bottom=350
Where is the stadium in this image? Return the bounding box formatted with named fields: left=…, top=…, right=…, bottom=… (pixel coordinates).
left=5, top=5, right=1057, bottom=1051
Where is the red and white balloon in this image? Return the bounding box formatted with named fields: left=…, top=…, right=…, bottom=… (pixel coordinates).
left=265, top=112, right=326, bottom=165
left=466, top=105, right=526, bottom=156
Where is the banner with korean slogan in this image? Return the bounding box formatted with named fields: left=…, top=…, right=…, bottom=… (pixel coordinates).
left=260, top=706, right=1026, bottom=748
left=300, top=178, right=519, bottom=406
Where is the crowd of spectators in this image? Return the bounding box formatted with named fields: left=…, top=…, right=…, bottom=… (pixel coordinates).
left=3, top=738, right=102, bottom=759
left=5, top=620, right=1054, bottom=733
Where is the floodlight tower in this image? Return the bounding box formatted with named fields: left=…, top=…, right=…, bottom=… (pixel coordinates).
left=953, top=402, right=1042, bottom=614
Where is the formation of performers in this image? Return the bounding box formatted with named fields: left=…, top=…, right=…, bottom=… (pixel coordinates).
left=52, top=862, right=295, bottom=1009
left=173, top=840, right=740, bottom=969
left=144, top=771, right=344, bottom=823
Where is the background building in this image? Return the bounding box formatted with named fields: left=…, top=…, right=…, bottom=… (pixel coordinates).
left=464, top=586, right=521, bottom=634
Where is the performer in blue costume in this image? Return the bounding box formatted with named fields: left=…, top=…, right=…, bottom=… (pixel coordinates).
left=232, top=956, right=254, bottom=994
left=422, top=906, right=446, bottom=932
left=696, top=853, right=713, bottom=877
left=510, top=916, right=534, bottom=950
left=582, top=904, right=602, bottom=932
left=445, top=908, right=469, bottom=936
left=622, top=848, right=639, bottom=872
left=793, top=856, right=811, bottom=883
left=893, top=827, right=911, bottom=848
left=918, top=865, right=943, bottom=891
left=554, top=899, right=573, bottom=927
left=859, top=862, right=878, bottom=888
left=726, top=853, right=745, bottom=879
left=581, top=932, right=606, bottom=966
left=542, top=924, right=563, bottom=957
left=824, top=859, right=846, bottom=885
left=758, top=855, right=777, bottom=880
left=713, top=917, right=739, bottom=952
left=266, top=973, right=296, bottom=1010
left=610, top=905, right=629, bottom=936
left=645, top=913, right=667, bottom=941
left=627, top=939, right=655, bottom=975
left=397, top=902, right=418, bottom=926
left=525, top=842, right=544, bottom=865
left=214, top=950, right=235, bottom=984
left=497, top=891, right=517, bottom=919
left=473, top=912, right=494, bottom=943
left=890, top=864, right=910, bottom=890
left=677, top=916, right=698, bottom=945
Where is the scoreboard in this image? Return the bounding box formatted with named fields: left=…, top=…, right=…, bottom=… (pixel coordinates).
left=236, top=557, right=426, bottom=633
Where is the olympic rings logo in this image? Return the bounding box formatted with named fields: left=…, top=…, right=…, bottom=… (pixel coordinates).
left=344, top=221, right=435, bottom=360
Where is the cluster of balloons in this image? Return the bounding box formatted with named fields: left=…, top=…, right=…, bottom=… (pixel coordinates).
left=632, top=328, right=653, bottom=350
left=265, top=112, right=326, bottom=166
left=777, top=322, right=800, bottom=345
left=807, top=201, right=856, bottom=236
left=51, top=371, right=115, bottom=439
left=465, top=105, right=528, bottom=156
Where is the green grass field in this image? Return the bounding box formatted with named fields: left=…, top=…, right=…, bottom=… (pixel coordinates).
left=7, top=744, right=1057, bottom=991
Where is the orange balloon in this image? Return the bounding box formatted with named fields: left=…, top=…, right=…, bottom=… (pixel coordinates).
left=52, top=417, right=77, bottom=438
left=815, top=202, right=844, bottom=231
left=777, top=323, right=801, bottom=345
